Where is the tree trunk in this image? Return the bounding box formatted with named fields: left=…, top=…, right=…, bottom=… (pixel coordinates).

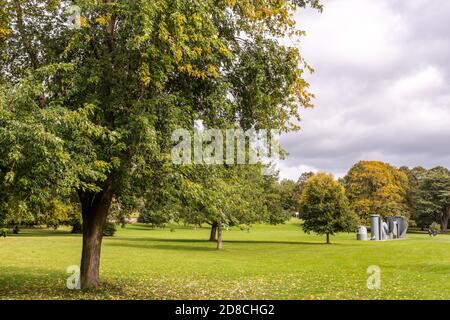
left=120, top=216, right=126, bottom=229
left=441, top=208, right=449, bottom=233
left=209, top=222, right=218, bottom=241
left=78, top=187, right=113, bottom=290
left=326, top=233, right=330, bottom=244
left=216, top=222, right=223, bottom=250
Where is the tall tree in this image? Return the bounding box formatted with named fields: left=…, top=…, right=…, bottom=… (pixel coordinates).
left=299, top=172, right=358, bottom=244
left=292, top=171, right=315, bottom=214
left=344, top=161, right=410, bottom=224
left=177, top=164, right=276, bottom=249
left=278, top=179, right=297, bottom=214
left=0, top=0, right=321, bottom=288
left=399, top=166, right=428, bottom=229
left=411, top=167, right=450, bottom=233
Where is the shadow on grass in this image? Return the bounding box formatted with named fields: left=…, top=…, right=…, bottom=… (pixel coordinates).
left=106, top=237, right=348, bottom=250
left=7, top=229, right=78, bottom=238
left=107, top=242, right=217, bottom=252
left=125, top=223, right=210, bottom=231
left=0, top=265, right=128, bottom=299
left=407, top=229, right=450, bottom=236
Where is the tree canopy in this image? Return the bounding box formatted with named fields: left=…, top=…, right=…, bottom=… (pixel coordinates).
left=0, top=0, right=321, bottom=288
left=344, top=161, right=410, bottom=224
left=299, top=172, right=358, bottom=244
left=408, top=167, right=450, bottom=232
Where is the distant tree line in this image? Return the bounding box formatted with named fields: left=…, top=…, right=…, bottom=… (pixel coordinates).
left=0, top=163, right=292, bottom=250
left=2, top=160, right=449, bottom=246
left=284, top=161, right=450, bottom=240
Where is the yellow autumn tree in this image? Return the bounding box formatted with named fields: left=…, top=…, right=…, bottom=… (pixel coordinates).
left=344, top=161, right=410, bottom=224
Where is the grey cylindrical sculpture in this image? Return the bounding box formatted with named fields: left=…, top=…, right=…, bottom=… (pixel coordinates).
left=381, top=221, right=389, bottom=240
left=370, top=215, right=380, bottom=240
left=399, top=218, right=408, bottom=238
left=357, top=226, right=368, bottom=240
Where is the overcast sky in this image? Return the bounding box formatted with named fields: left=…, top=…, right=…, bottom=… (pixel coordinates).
left=278, top=0, right=450, bottom=180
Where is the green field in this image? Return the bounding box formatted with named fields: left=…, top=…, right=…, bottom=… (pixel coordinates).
left=1, top=219, right=449, bottom=300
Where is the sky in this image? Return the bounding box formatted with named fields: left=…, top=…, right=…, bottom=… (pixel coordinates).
left=278, top=0, right=450, bottom=180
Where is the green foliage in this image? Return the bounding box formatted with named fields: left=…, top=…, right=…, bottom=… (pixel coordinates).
left=0, top=227, right=8, bottom=237
left=263, top=174, right=292, bottom=224
left=109, top=198, right=135, bottom=228
left=70, top=219, right=83, bottom=234
left=138, top=208, right=170, bottom=228
left=292, top=171, right=315, bottom=214
left=177, top=164, right=266, bottom=227
left=429, top=222, right=440, bottom=233
left=102, top=222, right=116, bottom=237
left=344, top=161, right=410, bottom=224
left=168, top=162, right=291, bottom=233
left=278, top=179, right=296, bottom=213
left=410, top=167, right=450, bottom=232
left=400, top=166, right=428, bottom=228
left=0, top=0, right=318, bottom=245
left=300, top=173, right=358, bottom=243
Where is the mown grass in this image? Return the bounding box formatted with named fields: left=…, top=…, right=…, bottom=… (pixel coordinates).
left=0, top=219, right=449, bottom=300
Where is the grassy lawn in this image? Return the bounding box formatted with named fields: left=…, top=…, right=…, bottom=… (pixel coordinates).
left=1, top=219, right=449, bottom=300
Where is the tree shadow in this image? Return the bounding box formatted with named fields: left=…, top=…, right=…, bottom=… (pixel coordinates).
left=106, top=237, right=348, bottom=247
left=6, top=229, right=78, bottom=238
left=0, top=265, right=127, bottom=299
left=106, top=241, right=217, bottom=252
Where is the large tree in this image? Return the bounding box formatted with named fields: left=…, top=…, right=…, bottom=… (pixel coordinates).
left=278, top=179, right=297, bottom=214
left=299, top=172, right=358, bottom=244
left=0, top=0, right=321, bottom=288
left=344, top=161, right=410, bottom=224
left=292, top=171, right=315, bottom=214
left=410, top=167, right=450, bottom=233
left=399, top=166, right=428, bottom=229
left=177, top=164, right=284, bottom=249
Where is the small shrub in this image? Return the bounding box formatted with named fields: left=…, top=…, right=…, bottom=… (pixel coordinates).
left=430, top=222, right=440, bottom=231
left=71, top=220, right=82, bottom=234
left=102, top=222, right=117, bottom=237
left=138, top=209, right=169, bottom=228
left=429, top=222, right=440, bottom=237
left=0, top=228, right=8, bottom=237
left=239, top=224, right=251, bottom=233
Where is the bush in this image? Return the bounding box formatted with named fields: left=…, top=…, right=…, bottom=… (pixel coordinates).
left=0, top=228, right=8, bottom=237
left=429, top=222, right=440, bottom=233
left=70, top=220, right=82, bottom=234
left=102, top=222, right=117, bottom=237
left=138, top=209, right=169, bottom=228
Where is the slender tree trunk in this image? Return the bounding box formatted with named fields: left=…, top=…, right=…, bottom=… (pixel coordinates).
left=78, top=187, right=113, bottom=289
left=209, top=222, right=218, bottom=241
left=216, top=222, right=223, bottom=250
left=120, top=216, right=126, bottom=229
left=326, top=233, right=330, bottom=244
left=441, top=208, right=449, bottom=233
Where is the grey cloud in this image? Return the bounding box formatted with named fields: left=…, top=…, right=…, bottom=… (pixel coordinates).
left=279, top=0, right=450, bottom=180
